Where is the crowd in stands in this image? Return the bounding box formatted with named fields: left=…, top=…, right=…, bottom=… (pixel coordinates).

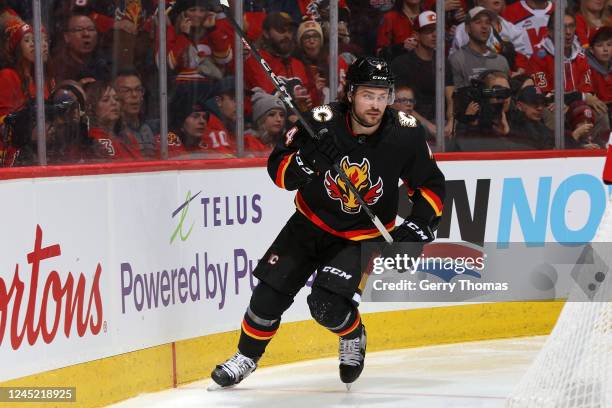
left=0, top=0, right=610, bottom=167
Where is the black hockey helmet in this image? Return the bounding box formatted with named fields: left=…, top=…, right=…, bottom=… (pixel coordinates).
left=346, top=56, right=395, bottom=104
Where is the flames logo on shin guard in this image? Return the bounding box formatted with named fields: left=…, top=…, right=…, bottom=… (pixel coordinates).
left=324, top=157, right=384, bottom=214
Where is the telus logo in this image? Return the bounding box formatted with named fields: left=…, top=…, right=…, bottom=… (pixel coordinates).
left=0, top=225, right=103, bottom=350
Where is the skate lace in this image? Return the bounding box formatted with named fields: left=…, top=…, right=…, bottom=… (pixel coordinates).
left=339, top=337, right=362, bottom=366
left=220, top=353, right=256, bottom=380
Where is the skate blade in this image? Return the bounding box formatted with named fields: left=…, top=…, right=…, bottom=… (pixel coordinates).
left=345, top=383, right=352, bottom=391
left=206, top=381, right=236, bottom=392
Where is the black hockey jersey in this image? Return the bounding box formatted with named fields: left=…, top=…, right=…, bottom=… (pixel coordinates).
left=268, top=102, right=445, bottom=241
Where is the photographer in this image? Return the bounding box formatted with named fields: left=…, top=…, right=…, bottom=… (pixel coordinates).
left=453, top=70, right=512, bottom=142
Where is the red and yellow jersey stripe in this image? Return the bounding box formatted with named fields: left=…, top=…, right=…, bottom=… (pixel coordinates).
left=274, top=152, right=295, bottom=189
left=295, top=192, right=395, bottom=241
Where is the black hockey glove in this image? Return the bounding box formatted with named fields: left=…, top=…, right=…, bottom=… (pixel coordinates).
left=384, top=217, right=435, bottom=273
left=392, top=217, right=435, bottom=243
left=297, top=131, right=341, bottom=174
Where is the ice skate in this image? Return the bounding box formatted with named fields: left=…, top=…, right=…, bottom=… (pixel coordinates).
left=209, top=351, right=258, bottom=390
left=339, top=325, right=366, bottom=388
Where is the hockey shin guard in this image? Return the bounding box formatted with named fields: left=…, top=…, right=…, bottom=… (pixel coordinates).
left=238, top=283, right=293, bottom=359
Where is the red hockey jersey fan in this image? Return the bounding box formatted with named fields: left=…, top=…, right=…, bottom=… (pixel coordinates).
left=376, top=10, right=416, bottom=52
left=501, top=0, right=554, bottom=51
left=527, top=37, right=593, bottom=94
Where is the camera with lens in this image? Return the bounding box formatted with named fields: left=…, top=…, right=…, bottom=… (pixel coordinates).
left=453, top=78, right=512, bottom=128
left=3, top=99, right=88, bottom=154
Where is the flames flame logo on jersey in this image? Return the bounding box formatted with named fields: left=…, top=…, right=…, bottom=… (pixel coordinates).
left=324, top=157, right=384, bottom=214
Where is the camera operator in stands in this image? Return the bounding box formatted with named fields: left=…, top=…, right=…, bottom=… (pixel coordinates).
left=452, top=70, right=512, bottom=150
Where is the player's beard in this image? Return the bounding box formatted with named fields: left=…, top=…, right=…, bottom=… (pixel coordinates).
left=351, top=105, right=383, bottom=128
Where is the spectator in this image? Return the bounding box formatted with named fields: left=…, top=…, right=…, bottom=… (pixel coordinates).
left=0, top=21, right=51, bottom=118
left=163, top=0, right=232, bottom=85
left=376, top=0, right=422, bottom=58
left=215, top=0, right=267, bottom=46
left=451, top=0, right=533, bottom=73
left=206, top=76, right=237, bottom=139
left=295, top=19, right=348, bottom=105
left=201, top=78, right=237, bottom=156
left=244, top=12, right=313, bottom=111
left=85, top=80, right=143, bottom=161
left=164, top=89, right=216, bottom=158
left=528, top=10, right=608, bottom=122
left=508, top=85, right=554, bottom=149
left=114, top=69, right=157, bottom=159
left=49, top=13, right=111, bottom=83
left=345, top=0, right=388, bottom=55
left=390, top=85, right=436, bottom=140
left=567, top=100, right=608, bottom=148
left=390, top=11, right=455, bottom=137
left=244, top=87, right=287, bottom=151
left=501, top=0, right=553, bottom=54
left=86, top=0, right=155, bottom=73
left=575, top=0, right=606, bottom=48
left=0, top=21, right=51, bottom=167
left=586, top=27, right=612, bottom=107
left=448, top=7, right=510, bottom=88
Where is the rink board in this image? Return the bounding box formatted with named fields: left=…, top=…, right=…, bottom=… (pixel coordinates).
left=0, top=152, right=608, bottom=407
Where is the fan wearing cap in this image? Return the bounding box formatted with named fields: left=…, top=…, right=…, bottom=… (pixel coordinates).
left=0, top=20, right=52, bottom=167
left=243, top=87, right=287, bottom=153
left=244, top=12, right=314, bottom=112
left=566, top=101, right=608, bottom=149
left=376, top=0, right=422, bottom=56
left=508, top=85, right=555, bottom=149
left=586, top=27, right=612, bottom=105
left=85, top=80, right=143, bottom=161
left=448, top=7, right=510, bottom=88
left=161, top=0, right=232, bottom=84
left=450, top=0, right=533, bottom=73
left=295, top=19, right=349, bottom=105
left=162, top=89, right=221, bottom=159
left=390, top=11, right=456, bottom=138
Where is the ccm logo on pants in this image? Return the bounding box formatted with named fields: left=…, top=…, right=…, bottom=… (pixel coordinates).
left=321, top=266, right=352, bottom=280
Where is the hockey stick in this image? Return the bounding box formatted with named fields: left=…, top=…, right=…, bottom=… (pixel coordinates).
left=217, top=0, right=394, bottom=243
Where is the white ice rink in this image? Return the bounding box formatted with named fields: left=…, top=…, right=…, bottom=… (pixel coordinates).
left=110, top=336, right=546, bottom=408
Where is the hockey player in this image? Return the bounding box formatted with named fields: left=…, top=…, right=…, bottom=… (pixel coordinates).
left=210, top=56, right=446, bottom=388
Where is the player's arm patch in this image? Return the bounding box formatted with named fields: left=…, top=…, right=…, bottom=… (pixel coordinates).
left=398, top=111, right=417, bottom=127
left=312, top=105, right=334, bottom=123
